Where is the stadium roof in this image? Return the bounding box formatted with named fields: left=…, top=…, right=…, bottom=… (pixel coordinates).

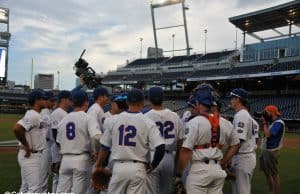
left=229, top=1, right=300, bottom=33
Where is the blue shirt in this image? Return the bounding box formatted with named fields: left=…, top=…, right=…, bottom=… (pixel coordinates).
left=267, top=119, right=284, bottom=149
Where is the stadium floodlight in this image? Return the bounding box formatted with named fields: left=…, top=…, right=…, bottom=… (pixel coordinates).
left=151, top=0, right=184, bottom=8
left=0, top=8, right=8, bottom=23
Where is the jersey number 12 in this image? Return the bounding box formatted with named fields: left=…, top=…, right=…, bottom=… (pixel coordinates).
left=118, top=125, right=137, bottom=147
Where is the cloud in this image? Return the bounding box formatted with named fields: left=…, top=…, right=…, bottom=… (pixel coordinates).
left=3, top=0, right=294, bottom=89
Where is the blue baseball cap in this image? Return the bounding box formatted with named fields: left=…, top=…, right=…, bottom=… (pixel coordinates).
left=127, top=89, right=144, bottom=103
left=148, top=87, right=164, bottom=104
left=72, top=90, right=88, bottom=106
left=28, top=89, right=45, bottom=105
left=93, top=87, right=110, bottom=100
left=43, top=91, right=54, bottom=100
left=230, top=88, right=248, bottom=100
left=58, top=90, right=72, bottom=101
left=187, top=94, right=197, bottom=108
left=195, top=89, right=214, bottom=107
left=111, top=94, right=127, bottom=102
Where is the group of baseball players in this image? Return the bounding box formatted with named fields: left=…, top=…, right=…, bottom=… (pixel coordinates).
left=13, top=82, right=285, bottom=194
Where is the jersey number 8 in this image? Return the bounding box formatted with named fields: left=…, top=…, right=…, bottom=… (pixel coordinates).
left=118, top=125, right=137, bottom=147
left=66, top=122, right=76, bottom=140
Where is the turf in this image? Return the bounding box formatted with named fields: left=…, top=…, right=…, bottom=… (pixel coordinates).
left=0, top=148, right=300, bottom=194
left=0, top=114, right=22, bottom=141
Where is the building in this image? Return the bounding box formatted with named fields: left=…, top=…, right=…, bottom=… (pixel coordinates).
left=34, top=73, right=54, bottom=90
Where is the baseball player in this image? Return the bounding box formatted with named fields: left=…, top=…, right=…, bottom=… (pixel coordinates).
left=88, top=87, right=110, bottom=133
left=49, top=90, right=72, bottom=193
left=13, top=89, right=47, bottom=193
left=56, top=90, right=101, bottom=194
left=144, top=87, right=184, bottom=194
left=93, top=89, right=166, bottom=194
left=40, top=91, right=56, bottom=192
left=176, top=88, right=240, bottom=194
left=230, top=88, right=257, bottom=194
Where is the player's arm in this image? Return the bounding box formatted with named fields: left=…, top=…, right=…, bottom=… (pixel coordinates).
left=174, top=118, right=184, bottom=172
left=220, top=123, right=240, bottom=168
left=88, top=116, right=102, bottom=160
left=95, top=144, right=110, bottom=169
left=13, top=123, right=31, bottom=157
left=176, top=119, right=197, bottom=175
left=148, top=121, right=166, bottom=173
left=233, top=114, right=248, bottom=143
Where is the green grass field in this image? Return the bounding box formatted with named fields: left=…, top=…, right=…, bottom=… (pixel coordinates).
left=0, top=113, right=299, bottom=193
left=0, top=114, right=22, bottom=141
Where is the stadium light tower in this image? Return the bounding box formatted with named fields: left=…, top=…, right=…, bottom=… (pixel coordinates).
left=139, top=37, right=143, bottom=58
left=0, top=7, right=10, bottom=85
left=172, top=34, right=175, bottom=57
left=150, top=0, right=191, bottom=58
left=204, top=29, right=207, bottom=54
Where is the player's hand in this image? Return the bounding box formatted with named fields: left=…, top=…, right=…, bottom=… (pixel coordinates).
left=91, top=151, right=98, bottom=162
left=51, top=162, right=61, bottom=174
left=24, top=146, right=32, bottom=158
left=174, top=176, right=184, bottom=193
left=146, top=164, right=154, bottom=174
left=220, top=159, right=227, bottom=169
left=80, top=75, right=85, bottom=85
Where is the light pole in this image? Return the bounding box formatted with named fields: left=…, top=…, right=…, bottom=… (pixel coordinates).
left=139, top=37, right=143, bottom=58
left=172, top=34, right=175, bottom=57
left=56, top=70, right=60, bottom=90
left=204, top=29, right=207, bottom=55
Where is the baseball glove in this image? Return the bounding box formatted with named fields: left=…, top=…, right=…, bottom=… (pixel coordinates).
left=91, top=167, right=112, bottom=191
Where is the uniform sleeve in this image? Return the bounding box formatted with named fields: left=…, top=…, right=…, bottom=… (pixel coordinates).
left=182, top=119, right=198, bottom=150
left=148, top=121, right=165, bottom=148
left=233, top=113, right=248, bottom=140
left=17, top=112, right=39, bottom=131
left=270, top=122, right=283, bottom=137
left=100, top=118, right=113, bottom=147
left=56, top=120, right=64, bottom=144
left=227, top=122, right=240, bottom=146
left=87, top=116, right=102, bottom=138
left=176, top=116, right=185, bottom=140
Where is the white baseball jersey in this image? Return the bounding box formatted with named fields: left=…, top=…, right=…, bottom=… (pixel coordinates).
left=57, top=111, right=101, bottom=155
left=233, top=109, right=257, bottom=153
left=17, top=110, right=46, bottom=151
left=182, top=115, right=240, bottom=161
left=50, top=107, right=68, bottom=162
left=101, top=111, right=165, bottom=163
left=40, top=108, right=52, bottom=143
left=232, top=109, right=256, bottom=153
left=144, top=109, right=184, bottom=151
left=87, top=103, right=106, bottom=132
left=181, top=110, right=192, bottom=123
left=252, top=118, right=259, bottom=139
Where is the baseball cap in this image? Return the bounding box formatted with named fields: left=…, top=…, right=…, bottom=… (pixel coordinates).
left=195, top=89, right=214, bottom=107
left=93, top=87, right=110, bottom=100
left=72, top=90, right=88, bottom=107
left=43, top=91, right=54, bottom=100
left=111, top=94, right=127, bottom=102
left=28, top=89, right=45, bottom=105
left=264, top=105, right=281, bottom=116
left=127, top=89, right=144, bottom=103
left=58, top=90, right=72, bottom=101
left=230, top=88, right=248, bottom=99
left=148, top=87, right=164, bottom=104
left=187, top=94, right=197, bottom=108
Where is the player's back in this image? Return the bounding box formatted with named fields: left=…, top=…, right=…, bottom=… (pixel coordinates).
left=103, top=111, right=162, bottom=163
left=58, top=111, right=95, bottom=154
left=145, top=109, right=183, bottom=150
left=233, top=109, right=256, bottom=153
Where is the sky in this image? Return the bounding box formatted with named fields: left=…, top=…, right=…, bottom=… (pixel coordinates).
left=0, top=0, right=293, bottom=89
